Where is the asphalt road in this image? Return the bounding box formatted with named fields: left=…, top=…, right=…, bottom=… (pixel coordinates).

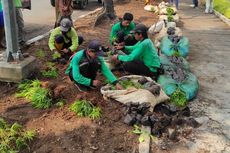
left=22, top=0, right=102, bottom=41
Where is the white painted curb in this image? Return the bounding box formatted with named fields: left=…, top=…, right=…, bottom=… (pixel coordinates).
left=214, top=10, right=230, bottom=27
left=25, top=7, right=103, bottom=45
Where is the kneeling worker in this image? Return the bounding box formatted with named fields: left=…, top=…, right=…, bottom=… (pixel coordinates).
left=111, top=24, right=160, bottom=80
left=49, top=18, right=84, bottom=64
left=65, top=40, right=122, bottom=91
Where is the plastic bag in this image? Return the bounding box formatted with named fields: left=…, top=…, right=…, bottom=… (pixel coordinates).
left=157, top=73, right=199, bottom=100
left=160, top=36, right=189, bottom=57
left=160, top=54, right=190, bottom=71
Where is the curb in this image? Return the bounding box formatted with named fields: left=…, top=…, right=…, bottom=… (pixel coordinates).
left=214, top=10, right=230, bottom=27
left=25, top=7, right=103, bottom=46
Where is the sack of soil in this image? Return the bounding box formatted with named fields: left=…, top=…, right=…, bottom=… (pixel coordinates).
left=144, top=5, right=158, bottom=12
left=154, top=26, right=182, bottom=48
left=160, top=35, right=190, bottom=57
left=157, top=72, right=199, bottom=101
left=101, top=75, right=169, bottom=108
left=160, top=54, right=190, bottom=71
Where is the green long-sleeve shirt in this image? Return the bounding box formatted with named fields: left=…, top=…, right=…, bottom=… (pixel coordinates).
left=48, top=27, right=79, bottom=52
left=65, top=50, right=117, bottom=86
left=109, top=22, right=135, bottom=44
left=118, top=38, right=160, bottom=72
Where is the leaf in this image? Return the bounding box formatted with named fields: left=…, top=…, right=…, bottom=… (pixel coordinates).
left=55, top=99, right=66, bottom=108
left=16, top=138, right=27, bottom=150
left=11, top=123, right=22, bottom=132
left=52, top=52, right=61, bottom=59
left=89, top=107, right=102, bottom=120
left=0, top=118, right=7, bottom=129
left=138, top=135, right=145, bottom=143
left=23, top=130, right=36, bottom=141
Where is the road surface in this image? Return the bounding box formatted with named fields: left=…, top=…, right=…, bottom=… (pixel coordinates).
left=22, top=0, right=102, bottom=40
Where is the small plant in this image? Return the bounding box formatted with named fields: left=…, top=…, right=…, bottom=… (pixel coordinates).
left=35, top=49, right=46, bottom=58
left=167, top=15, right=174, bottom=22
left=16, top=80, right=52, bottom=109
left=41, top=62, right=58, bottom=78
left=52, top=52, right=61, bottom=59
left=173, top=50, right=181, bottom=57
left=42, top=69, right=58, bottom=78
left=55, top=99, right=66, bottom=108
left=69, top=100, right=102, bottom=120
left=166, top=7, right=174, bottom=16
left=170, top=89, right=187, bottom=107
left=119, top=79, right=143, bottom=89
left=132, top=125, right=155, bottom=143
left=0, top=118, right=36, bottom=152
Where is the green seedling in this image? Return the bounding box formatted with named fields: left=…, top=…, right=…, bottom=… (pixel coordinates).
left=166, top=7, right=174, bottom=16
left=170, top=89, right=187, bottom=107
left=42, top=69, right=58, bottom=78
left=167, top=15, right=174, bottom=22
left=52, top=52, right=61, bottom=59
left=69, top=100, right=102, bottom=120
left=119, top=79, right=143, bottom=89
left=55, top=99, right=66, bottom=108
left=35, top=49, right=46, bottom=58
left=41, top=62, right=58, bottom=78
left=0, top=118, right=35, bottom=152
left=16, top=80, right=52, bottom=109
left=173, top=50, right=181, bottom=57
left=89, top=107, right=102, bottom=120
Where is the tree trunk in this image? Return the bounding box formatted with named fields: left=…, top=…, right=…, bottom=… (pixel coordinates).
left=94, top=0, right=116, bottom=26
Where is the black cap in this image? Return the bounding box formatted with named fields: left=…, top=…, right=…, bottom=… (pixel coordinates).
left=131, top=24, right=149, bottom=34
left=88, top=40, right=104, bottom=56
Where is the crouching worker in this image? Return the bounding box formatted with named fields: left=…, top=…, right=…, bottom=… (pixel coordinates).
left=65, top=40, right=122, bottom=92
left=49, top=18, right=84, bottom=64
left=111, top=24, right=160, bottom=80
left=110, top=12, right=136, bottom=46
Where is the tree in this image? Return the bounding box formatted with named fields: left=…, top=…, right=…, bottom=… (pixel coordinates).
left=94, top=0, right=116, bottom=26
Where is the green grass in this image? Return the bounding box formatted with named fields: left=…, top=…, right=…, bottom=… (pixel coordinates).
left=69, top=100, right=102, bottom=120
left=0, top=118, right=36, bottom=152
left=214, top=0, right=230, bottom=19
left=16, top=80, right=52, bottom=109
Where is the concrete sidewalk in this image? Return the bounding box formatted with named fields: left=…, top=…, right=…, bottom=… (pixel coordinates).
left=174, top=0, right=230, bottom=152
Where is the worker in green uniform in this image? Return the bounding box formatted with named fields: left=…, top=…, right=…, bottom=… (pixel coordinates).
left=66, top=39, right=122, bottom=92
left=111, top=24, right=160, bottom=80
left=110, top=12, right=136, bottom=46
left=49, top=18, right=84, bottom=64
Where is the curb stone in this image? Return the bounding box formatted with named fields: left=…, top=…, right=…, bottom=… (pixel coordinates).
left=25, top=7, right=103, bottom=46
left=214, top=10, right=230, bottom=27
left=139, top=126, right=151, bottom=153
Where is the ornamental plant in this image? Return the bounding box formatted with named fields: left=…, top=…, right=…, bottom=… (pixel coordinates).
left=16, top=80, right=52, bottom=109
left=0, top=118, right=36, bottom=152
left=70, top=100, right=102, bottom=120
